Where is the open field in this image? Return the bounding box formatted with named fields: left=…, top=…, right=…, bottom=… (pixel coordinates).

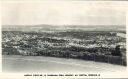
left=2, top=55, right=126, bottom=73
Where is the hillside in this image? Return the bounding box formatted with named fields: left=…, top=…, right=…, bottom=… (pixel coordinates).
left=2, top=24, right=126, bottom=32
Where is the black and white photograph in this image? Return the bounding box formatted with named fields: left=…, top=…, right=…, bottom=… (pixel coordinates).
left=1, top=1, right=128, bottom=78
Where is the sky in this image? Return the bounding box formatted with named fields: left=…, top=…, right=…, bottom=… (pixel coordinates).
left=1, top=1, right=127, bottom=25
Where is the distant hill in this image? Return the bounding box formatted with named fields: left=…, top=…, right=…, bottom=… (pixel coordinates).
left=2, top=24, right=126, bottom=32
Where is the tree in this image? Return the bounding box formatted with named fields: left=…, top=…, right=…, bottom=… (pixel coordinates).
left=112, top=45, right=122, bottom=56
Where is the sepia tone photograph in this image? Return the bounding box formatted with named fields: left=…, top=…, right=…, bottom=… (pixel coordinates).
left=1, top=1, right=127, bottom=75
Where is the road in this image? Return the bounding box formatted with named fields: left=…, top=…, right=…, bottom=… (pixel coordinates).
left=2, top=55, right=126, bottom=73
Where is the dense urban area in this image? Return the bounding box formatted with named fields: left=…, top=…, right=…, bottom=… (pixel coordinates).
left=2, top=26, right=127, bottom=66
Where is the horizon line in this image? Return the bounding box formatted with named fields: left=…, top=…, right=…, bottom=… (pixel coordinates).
left=2, top=24, right=126, bottom=26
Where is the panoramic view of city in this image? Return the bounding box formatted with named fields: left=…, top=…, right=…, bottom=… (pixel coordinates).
left=2, top=2, right=127, bottom=73
left=2, top=24, right=127, bottom=72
